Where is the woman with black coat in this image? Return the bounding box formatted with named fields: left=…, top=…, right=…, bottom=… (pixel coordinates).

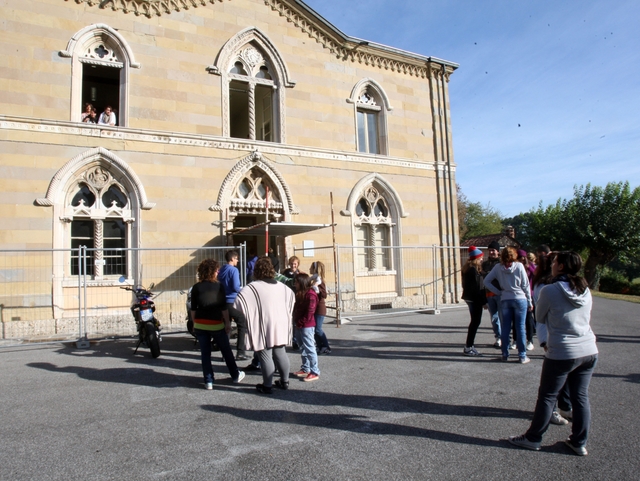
left=461, top=246, right=487, bottom=356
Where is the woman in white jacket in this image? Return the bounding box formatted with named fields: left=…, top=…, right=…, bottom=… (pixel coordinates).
left=233, top=257, right=296, bottom=394
left=484, top=246, right=533, bottom=363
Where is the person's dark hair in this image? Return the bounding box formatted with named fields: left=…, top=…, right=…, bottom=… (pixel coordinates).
left=553, top=251, right=588, bottom=294
left=500, top=246, right=518, bottom=265
left=197, top=258, right=220, bottom=282
left=253, top=256, right=275, bottom=280
left=531, top=254, right=553, bottom=287
left=225, top=249, right=239, bottom=263
left=536, top=244, right=551, bottom=255
left=294, top=272, right=312, bottom=303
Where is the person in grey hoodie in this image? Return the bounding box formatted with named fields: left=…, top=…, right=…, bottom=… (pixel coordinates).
left=484, top=246, right=533, bottom=363
left=509, top=251, right=598, bottom=456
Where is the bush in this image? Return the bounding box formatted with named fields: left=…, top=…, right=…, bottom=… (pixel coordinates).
left=599, top=270, right=632, bottom=294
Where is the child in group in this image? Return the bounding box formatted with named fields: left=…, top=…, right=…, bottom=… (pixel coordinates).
left=292, top=273, right=320, bottom=382
left=310, top=261, right=331, bottom=354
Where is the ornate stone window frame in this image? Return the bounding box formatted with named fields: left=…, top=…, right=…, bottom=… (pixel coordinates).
left=210, top=151, right=298, bottom=222
left=60, top=24, right=141, bottom=126
left=342, top=173, right=407, bottom=275
left=347, top=79, right=393, bottom=155
left=36, top=147, right=154, bottom=301
left=208, top=27, right=295, bottom=143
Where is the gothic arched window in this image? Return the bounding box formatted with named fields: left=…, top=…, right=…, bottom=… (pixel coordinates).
left=354, top=186, right=393, bottom=271
left=61, top=24, right=141, bottom=126
left=208, top=28, right=296, bottom=143
left=65, top=167, right=133, bottom=278
left=348, top=79, right=393, bottom=155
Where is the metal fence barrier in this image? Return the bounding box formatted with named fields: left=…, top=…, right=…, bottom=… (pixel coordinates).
left=1, top=244, right=474, bottom=346
left=0, top=245, right=245, bottom=347
left=293, top=245, right=471, bottom=319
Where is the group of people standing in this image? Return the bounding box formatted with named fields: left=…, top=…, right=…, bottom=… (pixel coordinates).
left=189, top=251, right=332, bottom=396
left=81, top=102, right=117, bottom=126
left=461, top=243, right=599, bottom=455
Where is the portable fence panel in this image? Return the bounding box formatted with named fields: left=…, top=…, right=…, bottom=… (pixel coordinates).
left=0, top=249, right=82, bottom=343
left=0, top=246, right=245, bottom=345
left=293, top=245, right=340, bottom=314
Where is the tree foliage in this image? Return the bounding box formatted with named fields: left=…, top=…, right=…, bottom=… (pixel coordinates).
left=457, top=185, right=503, bottom=241
left=508, top=181, right=640, bottom=288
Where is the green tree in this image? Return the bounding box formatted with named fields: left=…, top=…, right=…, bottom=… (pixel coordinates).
left=510, top=181, right=640, bottom=288
left=456, top=185, right=503, bottom=240
left=569, top=182, right=640, bottom=287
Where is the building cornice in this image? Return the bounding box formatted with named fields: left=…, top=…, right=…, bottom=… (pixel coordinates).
left=65, top=0, right=458, bottom=78
left=0, top=115, right=453, bottom=172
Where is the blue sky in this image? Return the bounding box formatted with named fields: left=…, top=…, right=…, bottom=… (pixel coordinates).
left=304, top=0, right=640, bottom=217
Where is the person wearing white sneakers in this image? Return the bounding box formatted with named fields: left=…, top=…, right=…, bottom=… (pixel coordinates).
left=508, top=251, right=598, bottom=456
left=190, top=259, right=245, bottom=389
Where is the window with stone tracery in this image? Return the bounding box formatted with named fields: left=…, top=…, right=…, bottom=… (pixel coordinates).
left=229, top=168, right=283, bottom=217
left=348, top=80, right=391, bottom=155
left=354, top=186, right=393, bottom=271
left=64, top=167, right=133, bottom=278
left=62, top=24, right=140, bottom=126
left=228, top=45, right=276, bottom=142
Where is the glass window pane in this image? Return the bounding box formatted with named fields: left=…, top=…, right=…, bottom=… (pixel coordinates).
left=357, top=110, right=367, bottom=153
left=356, top=225, right=370, bottom=270
left=230, top=80, right=250, bottom=139
left=102, top=186, right=127, bottom=208
left=374, top=200, right=388, bottom=217
left=71, top=220, right=94, bottom=241
left=367, top=112, right=379, bottom=154
left=103, top=219, right=125, bottom=238
left=374, top=226, right=390, bottom=269
left=356, top=198, right=371, bottom=217
left=239, top=179, right=251, bottom=198
left=71, top=185, right=95, bottom=207
left=103, top=220, right=126, bottom=276
left=255, top=85, right=273, bottom=142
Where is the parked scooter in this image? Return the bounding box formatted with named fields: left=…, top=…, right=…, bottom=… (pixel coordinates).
left=121, top=284, right=161, bottom=358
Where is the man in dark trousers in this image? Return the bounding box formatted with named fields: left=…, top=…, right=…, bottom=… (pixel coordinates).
left=218, top=250, right=250, bottom=360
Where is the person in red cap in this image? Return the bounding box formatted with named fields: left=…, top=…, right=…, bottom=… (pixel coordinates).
left=461, top=246, right=487, bottom=356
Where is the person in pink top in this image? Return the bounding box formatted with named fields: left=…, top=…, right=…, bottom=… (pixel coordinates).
left=292, top=273, right=320, bottom=382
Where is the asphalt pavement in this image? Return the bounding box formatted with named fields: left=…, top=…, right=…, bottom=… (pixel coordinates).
left=0, top=296, right=638, bottom=480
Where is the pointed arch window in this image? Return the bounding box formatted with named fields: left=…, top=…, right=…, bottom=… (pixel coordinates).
left=355, top=186, right=393, bottom=271
left=61, top=24, right=141, bottom=127
left=65, top=167, right=134, bottom=278
left=208, top=28, right=296, bottom=144
left=228, top=46, right=276, bottom=142
left=229, top=168, right=284, bottom=217
left=348, top=79, right=392, bottom=155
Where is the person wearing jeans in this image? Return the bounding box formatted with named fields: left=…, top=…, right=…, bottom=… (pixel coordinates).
left=218, top=250, right=249, bottom=360
left=190, top=258, right=244, bottom=389
left=509, top=251, right=598, bottom=455
left=292, top=273, right=320, bottom=382
left=310, top=261, right=331, bottom=354
left=484, top=246, right=533, bottom=363
left=499, top=298, right=528, bottom=360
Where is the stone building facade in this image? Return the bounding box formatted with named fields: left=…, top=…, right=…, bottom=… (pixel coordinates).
left=0, top=0, right=460, bottom=331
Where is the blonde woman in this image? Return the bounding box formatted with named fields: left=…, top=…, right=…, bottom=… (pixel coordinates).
left=310, top=261, right=330, bottom=354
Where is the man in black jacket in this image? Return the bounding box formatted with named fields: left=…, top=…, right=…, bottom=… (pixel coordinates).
left=481, top=241, right=502, bottom=348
